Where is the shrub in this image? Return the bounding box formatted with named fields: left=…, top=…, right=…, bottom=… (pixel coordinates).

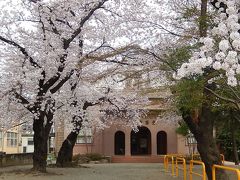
left=85, top=153, right=103, bottom=161
left=72, top=153, right=104, bottom=163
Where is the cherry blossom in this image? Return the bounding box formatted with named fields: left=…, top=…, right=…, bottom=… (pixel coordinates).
left=175, top=0, right=240, bottom=87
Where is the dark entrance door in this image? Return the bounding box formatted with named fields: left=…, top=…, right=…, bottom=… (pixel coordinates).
left=157, top=131, right=167, bottom=155
left=115, top=131, right=125, bottom=155
left=131, top=127, right=151, bottom=155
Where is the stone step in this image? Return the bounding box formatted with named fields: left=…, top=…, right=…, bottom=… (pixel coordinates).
left=111, top=155, right=164, bottom=163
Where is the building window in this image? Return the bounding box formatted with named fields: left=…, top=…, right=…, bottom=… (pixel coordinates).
left=0, top=132, right=3, bottom=147
left=115, top=131, right=125, bottom=155
left=76, top=128, right=93, bottom=144
left=28, top=138, right=34, bottom=145
left=23, top=146, right=27, bottom=153
left=7, top=132, right=17, bottom=147
left=157, top=131, right=167, bottom=155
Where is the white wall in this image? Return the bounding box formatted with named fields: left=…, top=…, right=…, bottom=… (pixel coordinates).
left=21, top=136, right=34, bottom=153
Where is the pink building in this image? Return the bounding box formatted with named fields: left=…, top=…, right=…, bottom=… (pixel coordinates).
left=68, top=90, right=189, bottom=163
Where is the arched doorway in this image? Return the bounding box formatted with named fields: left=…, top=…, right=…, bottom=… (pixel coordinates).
left=131, top=127, right=151, bottom=155
left=157, top=131, right=167, bottom=155
left=114, top=131, right=125, bottom=155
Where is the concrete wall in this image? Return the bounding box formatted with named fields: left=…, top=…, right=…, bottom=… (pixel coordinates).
left=55, top=121, right=65, bottom=155
left=177, top=134, right=198, bottom=155
left=177, top=135, right=189, bottom=155
left=73, top=144, right=93, bottom=154
left=0, top=153, right=33, bottom=167
left=73, top=129, right=104, bottom=155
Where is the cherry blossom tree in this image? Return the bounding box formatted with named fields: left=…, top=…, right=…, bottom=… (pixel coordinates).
left=175, top=0, right=240, bottom=85
left=0, top=0, right=111, bottom=172
left=55, top=81, right=149, bottom=166
left=0, top=0, right=167, bottom=172
left=54, top=46, right=152, bottom=167
left=128, top=0, right=240, bottom=179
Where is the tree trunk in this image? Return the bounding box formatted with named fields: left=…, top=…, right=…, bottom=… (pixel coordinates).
left=199, top=0, right=208, bottom=37
left=56, top=131, right=78, bottom=167
left=32, top=119, right=47, bottom=172
left=231, top=118, right=239, bottom=165
left=32, top=113, right=53, bottom=172
left=182, top=106, right=229, bottom=180
left=56, top=102, right=89, bottom=167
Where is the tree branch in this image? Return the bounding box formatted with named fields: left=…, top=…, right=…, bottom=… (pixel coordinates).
left=11, top=91, right=35, bottom=113
left=40, top=54, right=67, bottom=95
left=50, top=69, right=75, bottom=94
left=226, top=85, right=240, bottom=101
left=131, top=20, right=183, bottom=37
left=78, top=45, right=143, bottom=68
left=204, top=87, right=236, bottom=103
left=0, top=36, right=41, bottom=68
left=64, top=0, right=108, bottom=49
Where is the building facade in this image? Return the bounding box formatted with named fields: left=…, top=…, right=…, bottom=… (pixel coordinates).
left=21, top=134, right=34, bottom=153
left=72, top=121, right=188, bottom=162
left=0, top=127, right=22, bottom=154
left=56, top=88, right=190, bottom=162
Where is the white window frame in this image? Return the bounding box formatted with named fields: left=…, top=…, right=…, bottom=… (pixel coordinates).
left=27, top=138, right=34, bottom=145
left=76, top=128, right=93, bottom=144
left=7, top=132, right=17, bottom=147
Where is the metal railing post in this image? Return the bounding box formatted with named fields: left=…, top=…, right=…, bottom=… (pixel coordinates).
left=212, top=164, right=240, bottom=180
left=175, top=157, right=186, bottom=180
left=189, top=160, right=206, bottom=180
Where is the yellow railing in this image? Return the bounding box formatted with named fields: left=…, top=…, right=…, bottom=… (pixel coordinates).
left=212, top=164, right=240, bottom=180
left=175, top=157, right=187, bottom=180
left=191, top=153, right=225, bottom=164
left=164, top=155, right=175, bottom=176
left=189, top=160, right=206, bottom=180
left=163, top=154, right=238, bottom=180
left=167, top=154, right=184, bottom=157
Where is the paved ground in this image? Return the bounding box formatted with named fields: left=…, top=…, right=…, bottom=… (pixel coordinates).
left=0, top=163, right=239, bottom=180
left=0, top=163, right=179, bottom=180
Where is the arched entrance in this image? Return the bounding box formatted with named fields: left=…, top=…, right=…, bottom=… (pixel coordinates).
left=131, top=127, right=151, bottom=155
left=157, top=131, right=167, bottom=155
left=114, top=131, right=125, bottom=155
